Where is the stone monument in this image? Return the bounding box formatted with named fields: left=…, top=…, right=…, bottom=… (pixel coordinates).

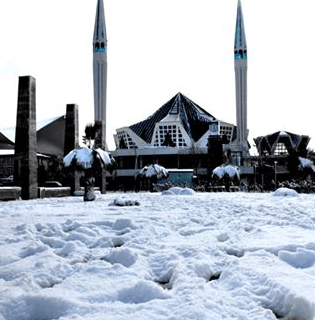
left=64, top=104, right=80, bottom=194
left=14, top=76, right=38, bottom=200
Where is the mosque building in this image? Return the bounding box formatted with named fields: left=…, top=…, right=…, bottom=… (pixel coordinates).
left=111, top=0, right=251, bottom=184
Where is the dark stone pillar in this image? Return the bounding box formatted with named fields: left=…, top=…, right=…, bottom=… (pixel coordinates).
left=207, top=136, right=224, bottom=177
left=14, top=76, right=38, bottom=200
left=64, top=104, right=79, bottom=155
left=64, top=104, right=80, bottom=194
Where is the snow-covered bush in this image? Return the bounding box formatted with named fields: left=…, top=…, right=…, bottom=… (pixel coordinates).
left=273, top=187, right=299, bottom=197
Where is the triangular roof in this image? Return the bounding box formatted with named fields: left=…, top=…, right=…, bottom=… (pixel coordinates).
left=254, top=131, right=310, bottom=156
left=37, top=116, right=65, bottom=156
left=0, top=132, right=14, bottom=150
left=129, top=92, right=216, bottom=143
left=0, top=116, right=66, bottom=156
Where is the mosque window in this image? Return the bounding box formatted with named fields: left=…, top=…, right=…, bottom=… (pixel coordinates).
left=94, top=42, right=100, bottom=52
left=219, top=125, right=232, bottom=142
left=153, top=124, right=187, bottom=147
left=117, top=131, right=136, bottom=149
left=274, top=143, right=288, bottom=155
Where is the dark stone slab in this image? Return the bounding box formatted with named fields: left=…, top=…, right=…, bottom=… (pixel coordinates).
left=64, top=104, right=79, bottom=155
left=64, top=104, right=80, bottom=194
left=14, top=76, right=38, bottom=200
left=38, top=187, right=71, bottom=198
left=0, top=187, right=21, bottom=201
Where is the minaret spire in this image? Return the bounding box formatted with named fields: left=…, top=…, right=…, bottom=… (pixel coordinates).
left=93, top=0, right=107, bottom=150
left=234, top=0, right=247, bottom=56
left=93, top=0, right=107, bottom=43
left=234, top=0, right=249, bottom=159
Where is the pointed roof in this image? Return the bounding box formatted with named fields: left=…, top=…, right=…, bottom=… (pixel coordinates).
left=37, top=116, right=65, bottom=156
left=0, top=132, right=14, bottom=150
left=254, top=131, right=310, bottom=156
left=93, top=0, right=107, bottom=41
left=234, top=0, right=247, bottom=51
left=129, top=93, right=216, bottom=143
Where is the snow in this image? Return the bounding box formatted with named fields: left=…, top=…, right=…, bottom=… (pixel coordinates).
left=63, top=148, right=95, bottom=169
left=63, top=148, right=112, bottom=169
left=161, top=187, right=196, bottom=196
left=273, top=187, right=299, bottom=197
left=212, top=165, right=240, bottom=179
left=94, top=148, right=112, bottom=166
left=1, top=191, right=315, bottom=319
left=139, top=164, right=168, bottom=179
left=300, top=157, right=314, bottom=168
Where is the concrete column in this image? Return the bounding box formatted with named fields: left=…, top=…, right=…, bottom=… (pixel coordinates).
left=14, top=76, right=38, bottom=200
left=64, top=104, right=80, bottom=194
left=64, top=104, right=79, bottom=155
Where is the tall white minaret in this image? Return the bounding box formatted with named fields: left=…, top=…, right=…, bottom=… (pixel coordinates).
left=93, top=0, right=107, bottom=149
left=234, top=0, right=248, bottom=153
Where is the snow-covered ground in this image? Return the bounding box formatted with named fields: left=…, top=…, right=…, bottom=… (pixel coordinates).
left=1, top=189, right=315, bottom=320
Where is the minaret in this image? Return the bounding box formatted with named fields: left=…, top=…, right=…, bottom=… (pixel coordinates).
left=234, top=0, right=248, bottom=154
left=93, top=0, right=107, bottom=150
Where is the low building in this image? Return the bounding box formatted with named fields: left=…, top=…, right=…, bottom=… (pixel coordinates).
left=0, top=117, right=65, bottom=181
left=251, top=131, right=312, bottom=188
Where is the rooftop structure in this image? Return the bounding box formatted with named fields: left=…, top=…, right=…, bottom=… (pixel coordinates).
left=254, top=131, right=310, bottom=157
left=114, top=92, right=237, bottom=150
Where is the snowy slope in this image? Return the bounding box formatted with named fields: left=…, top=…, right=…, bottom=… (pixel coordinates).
left=0, top=191, right=315, bottom=320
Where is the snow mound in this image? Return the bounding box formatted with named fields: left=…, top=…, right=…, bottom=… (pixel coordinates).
left=105, top=248, right=137, bottom=267
left=1, top=294, right=74, bottom=320
left=217, top=231, right=230, bottom=242
left=112, top=218, right=137, bottom=231
left=273, top=187, right=299, bottom=197
left=161, top=187, right=195, bottom=196
left=117, top=280, right=170, bottom=304
left=278, top=248, right=315, bottom=269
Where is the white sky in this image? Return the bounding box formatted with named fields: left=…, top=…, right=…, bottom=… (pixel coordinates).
left=1, top=0, right=315, bottom=153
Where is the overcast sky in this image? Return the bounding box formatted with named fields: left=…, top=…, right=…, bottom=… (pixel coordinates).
left=1, top=0, right=315, bottom=153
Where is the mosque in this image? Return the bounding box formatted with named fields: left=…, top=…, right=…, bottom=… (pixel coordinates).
left=0, top=0, right=311, bottom=188
left=112, top=0, right=250, bottom=185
